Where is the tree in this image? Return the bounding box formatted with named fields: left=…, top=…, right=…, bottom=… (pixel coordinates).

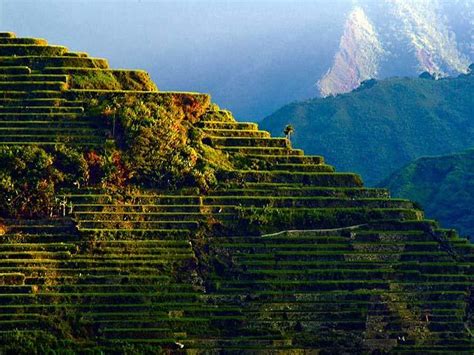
left=0, top=146, right=60, bottom=218
left=284, top=124, right=294, bottom=143
left=102, top=105, right=117, bottom=138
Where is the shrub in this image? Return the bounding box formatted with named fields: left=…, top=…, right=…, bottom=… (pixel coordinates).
left=53, top=145, right=89, bottom=186
left=0, top=145, right=119, bottom=218
left=85, top=92, right=229, bottom=192
left=0, top=146, right=60, bottom=218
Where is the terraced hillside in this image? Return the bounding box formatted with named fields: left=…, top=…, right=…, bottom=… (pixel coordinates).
left=0, top=32, right=472, bottom=353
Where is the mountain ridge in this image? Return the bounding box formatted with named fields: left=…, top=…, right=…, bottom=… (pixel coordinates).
left=317, top=6, right=384, bottom=97
left=380, top=148, right=474, bottom=239
left=262, top=70, right=474, bottom=185
left=318, top=0, right=472, bottom=97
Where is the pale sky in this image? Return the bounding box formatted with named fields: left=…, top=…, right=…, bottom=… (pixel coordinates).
left=0, top=0, right=470, bottom=119
left=0, top=0, right=352, bottom=118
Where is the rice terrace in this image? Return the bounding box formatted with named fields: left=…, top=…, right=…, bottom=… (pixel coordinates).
left=0, top=26, right=471, bottom=354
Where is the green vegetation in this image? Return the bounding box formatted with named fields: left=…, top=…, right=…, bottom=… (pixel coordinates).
left=0, top=145, right=127, bottom=218
left=380, top=148, right=474, bottom=240
left=283, top=123, right=294, bottom=143
left=0, top=32, right=471, bottom=353
left=81, top=92, right=229, bottom=191
left=261, top=72, right=474, bottom=185
left=52, top=68, right=158, bottom=91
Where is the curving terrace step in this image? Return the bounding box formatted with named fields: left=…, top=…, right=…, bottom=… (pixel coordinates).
left=219, top=146, right=304, bottom=155
left=0, top=33, right=16, bottom=38
left=0, top=90, right=66, bottom=99
left=0, top=106, right=83, bottom=113
left=202, top=128, right=271, bottom=138
left=0, top=121, right=96, bottom=131
left=0, top=112, right=81, bottom=120
left=0, top=56, right=109, bottom=70
left=206, top=226, right=473, bottom=351
left=265, top=163, right=335, bottom=172
left=0, top=216, right=201, bottom=348
left=0, top=81, right=68, bottom=91
left=0, top=38, right=48, bottom=45
left=0, top=135, right=105, bottom=146
left=242, top=154, right=324, bottom=164
left=0, top=45, right=68, bottom=57
left=0, top=66, right=31, bottom=75
left=199, top=120, right=259, bottom=130
left=0, top=98, right=83, bottom=107
left=0, top=67, right=105, bottom=145
left=0, top=74, right=68, bottom=82
left=219, top=170, right=363, bottom=186
left=207, top=136, right=290, bottom=148
left=209, top=186, right=390, bottom=198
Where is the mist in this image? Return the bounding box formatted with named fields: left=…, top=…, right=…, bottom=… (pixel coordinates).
left=0, top=0, right=353, bottom=119
left=0, top=0, right=471, bottom=119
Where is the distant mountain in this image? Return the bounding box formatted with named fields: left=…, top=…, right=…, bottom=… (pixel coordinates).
left=380, top=149, right=474, bottom=239
left=318, top=0, right=472, bottom=97
left=4, top=0, right=472, bottom=119
left=261, top=70, right=474, bottom=185
left=318, top=6, right=384, bottom=97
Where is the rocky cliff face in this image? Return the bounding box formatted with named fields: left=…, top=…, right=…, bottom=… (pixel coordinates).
left=318, top=0, right=472, bottom=97
left=318, top=6, right=384, bottom=97
left=388, top=0, right=469, bottom=75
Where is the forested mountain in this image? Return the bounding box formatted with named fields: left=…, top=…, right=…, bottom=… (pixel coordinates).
left=261, top=70, right=474, bottom=185
left=381, top=148, right=474, bottom=239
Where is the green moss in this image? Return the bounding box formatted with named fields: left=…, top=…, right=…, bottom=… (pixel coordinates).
left=69, top=70, right=121, bottom=90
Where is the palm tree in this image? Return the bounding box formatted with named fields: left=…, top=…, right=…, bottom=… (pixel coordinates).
left=283, top=124, right=294, bottom=143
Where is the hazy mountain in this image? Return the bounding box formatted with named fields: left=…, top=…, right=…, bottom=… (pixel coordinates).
left=318, top=0, right=472, bottom=96
left=261, top=70, right=474, bottom=186
left=318, top=6, right=384, bottom=97
left=380, top=148, right=474, bottom=239
left=2, top=0, right=472, bottom=119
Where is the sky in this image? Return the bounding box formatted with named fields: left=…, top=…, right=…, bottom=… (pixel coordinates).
left=0, top=0, right=471, bottom=119
left=0, top=0, right=352, bottom=119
